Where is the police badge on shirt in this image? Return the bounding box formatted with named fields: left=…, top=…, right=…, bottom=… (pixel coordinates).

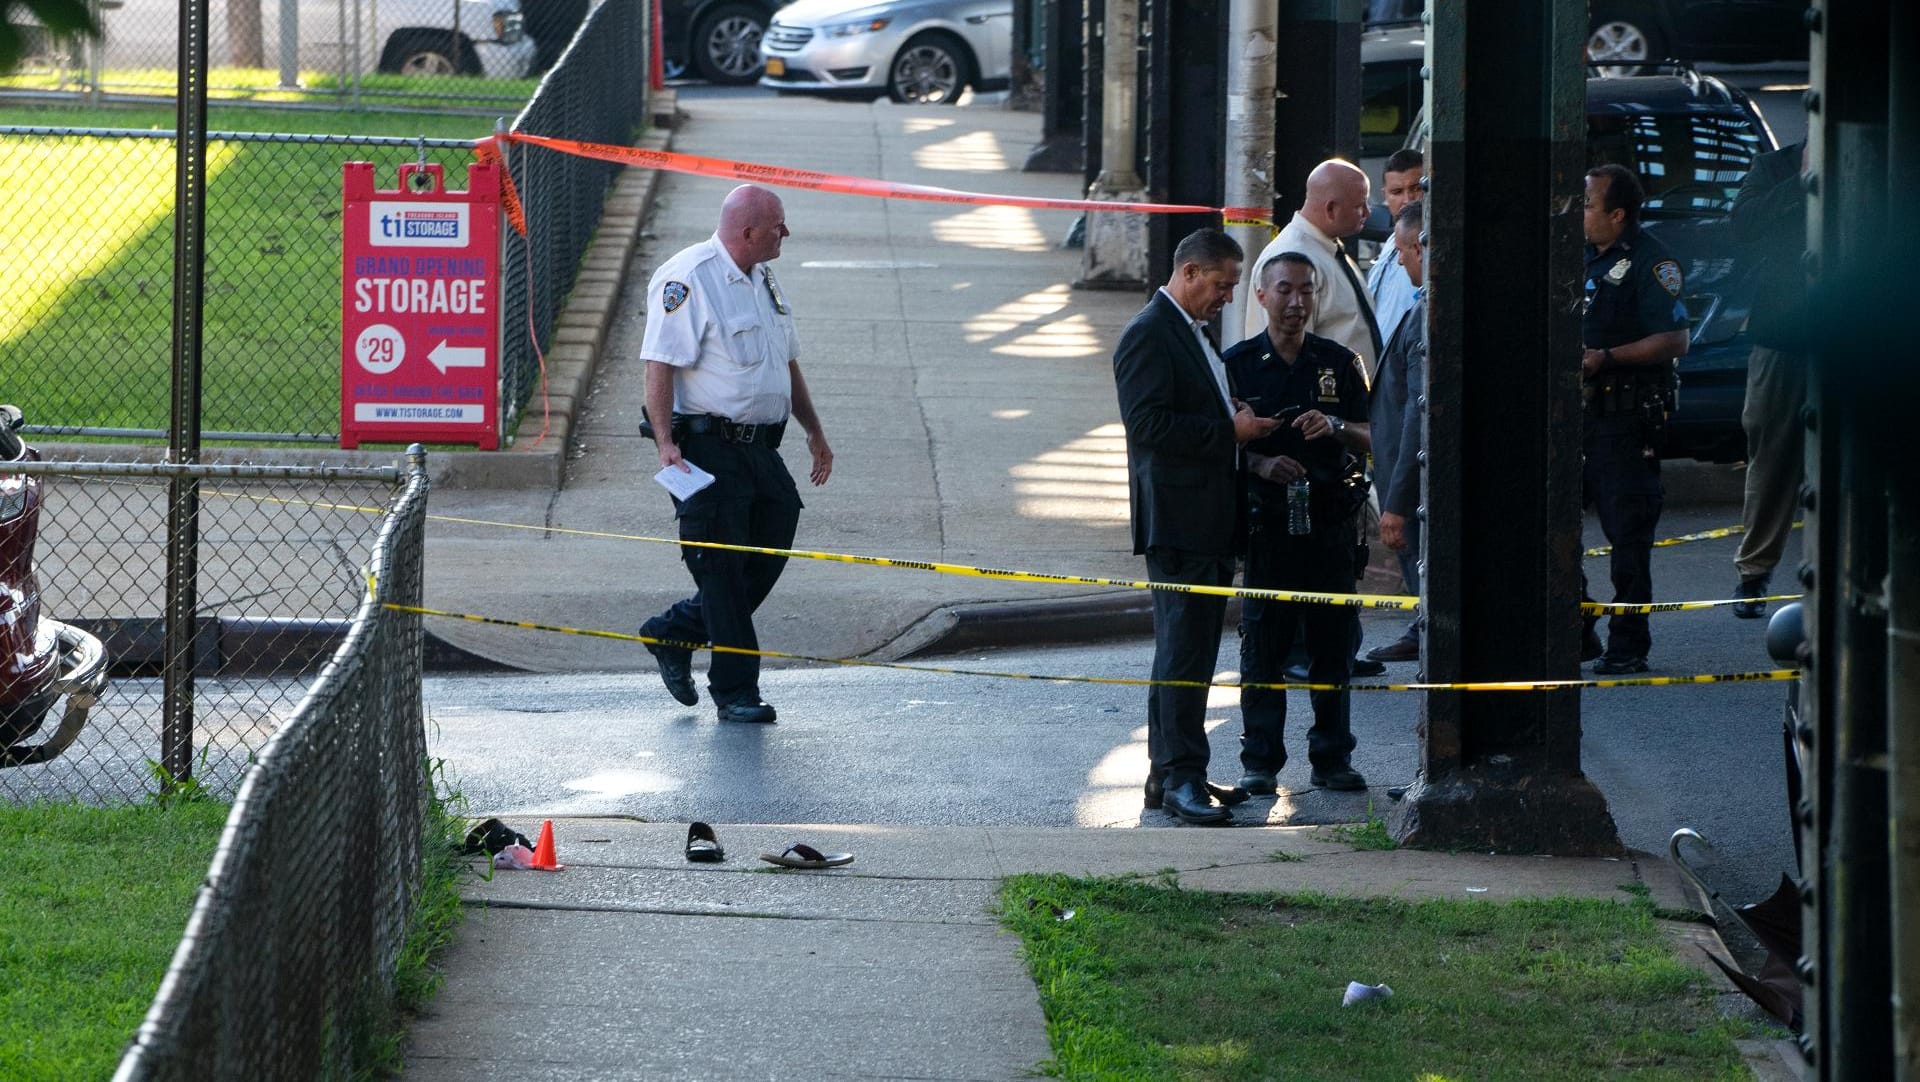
left=1318, top=367, right=1340, bottom=403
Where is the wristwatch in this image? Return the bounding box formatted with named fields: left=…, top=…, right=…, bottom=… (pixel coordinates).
left=1330, top=416, right=1347, bottom=436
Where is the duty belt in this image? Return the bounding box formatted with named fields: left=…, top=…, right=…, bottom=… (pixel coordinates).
left=1584, top=364, right=1675, bottom=419
left=675, top=413, right=786, bottom=449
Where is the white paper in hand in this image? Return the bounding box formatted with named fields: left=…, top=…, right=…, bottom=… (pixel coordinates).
left=654, top=461, right=716, bottom=500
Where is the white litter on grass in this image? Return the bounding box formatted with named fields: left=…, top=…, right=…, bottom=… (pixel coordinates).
left=1342, top=981, right=1394, bottom=1007
left=1465, top=887, right=1489, bottom=893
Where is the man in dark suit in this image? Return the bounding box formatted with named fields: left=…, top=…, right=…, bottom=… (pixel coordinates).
left=1364, top=201, right=1428, bottom=663
left=1114, top=228, right=1280, bottom=825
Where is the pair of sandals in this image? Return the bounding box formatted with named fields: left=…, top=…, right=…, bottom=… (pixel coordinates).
left=684, top=822, right=854, bottom=869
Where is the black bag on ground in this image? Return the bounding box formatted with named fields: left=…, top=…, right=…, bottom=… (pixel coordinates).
left=462, top=818, right=534, bottom=856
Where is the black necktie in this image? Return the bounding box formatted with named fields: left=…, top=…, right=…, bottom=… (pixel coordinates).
left=1334, top=239, right=1385, bottom=361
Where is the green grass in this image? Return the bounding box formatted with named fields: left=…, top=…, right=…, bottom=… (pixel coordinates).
left=1327, top=800, right=1398, bottom=851
left=0, top=66, right=537, bottom=111
left=0, top=101, right=507, bottom=437
left=0, top=801, right=230, bottom=1079
left=0, top=760, right=473, bottom=1080
left=1000, top=874, right=1757, bottom=1081
left=351, top=758, right=472, bottom=1076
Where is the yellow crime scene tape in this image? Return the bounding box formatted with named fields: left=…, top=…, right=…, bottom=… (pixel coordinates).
left=1584, top=519, right=1804, bottom=557
left=383, top=600, right=1800, bottom=694
left=173, top=484, right=1799, bottom=615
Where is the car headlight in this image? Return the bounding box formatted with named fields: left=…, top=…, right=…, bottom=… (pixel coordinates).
left=493, top=11, right=524, bottom=43
left=825, top=17, right=891, bottom=37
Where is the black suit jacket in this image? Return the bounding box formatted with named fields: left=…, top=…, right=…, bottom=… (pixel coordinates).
left=1113, top=291, right=1243, bottom=557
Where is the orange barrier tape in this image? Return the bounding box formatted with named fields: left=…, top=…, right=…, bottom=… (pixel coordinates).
left=497, top=132, right=1227, bottom=217
left=474, top=137, right=528, bottom=236
left=1220, top=206, right=1277, bottom=228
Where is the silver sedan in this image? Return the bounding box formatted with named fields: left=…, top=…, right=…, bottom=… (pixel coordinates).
left=759, top=0, right=1012, bottom=104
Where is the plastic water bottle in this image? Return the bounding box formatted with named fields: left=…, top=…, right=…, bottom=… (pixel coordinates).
left=1287, top=478, right=1312, bottom=536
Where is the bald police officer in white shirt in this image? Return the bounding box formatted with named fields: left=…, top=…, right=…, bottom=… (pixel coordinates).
left=639, top=184, right=833, bottom=725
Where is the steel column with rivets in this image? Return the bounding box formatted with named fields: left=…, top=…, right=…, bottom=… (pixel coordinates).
left=1391, top=0, right=1619, bottom=855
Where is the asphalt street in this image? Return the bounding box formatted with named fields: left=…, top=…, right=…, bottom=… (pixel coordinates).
left=425, top=458, right=1801, bottom=910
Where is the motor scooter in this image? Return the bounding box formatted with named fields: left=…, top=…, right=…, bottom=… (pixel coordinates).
left=0, top=404, right=109, bottom=767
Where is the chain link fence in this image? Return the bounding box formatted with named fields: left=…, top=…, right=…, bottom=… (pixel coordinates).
left=1, top=0, right=645, bottom=444
left=496, top=0, right=646, bottom=435
left=0, top=458, right=414, bottom=804
left=1, top=127, right=486, bottom=442
left=113, top=450, right=429, bottom=1080
left=1, top=0, right=570, bottom=111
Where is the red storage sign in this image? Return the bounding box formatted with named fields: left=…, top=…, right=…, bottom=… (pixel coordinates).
left=341, top=161, right=501, bottom=449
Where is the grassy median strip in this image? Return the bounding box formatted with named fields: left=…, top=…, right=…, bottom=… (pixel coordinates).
left=1001, top=874, right=1756, bottom=1080
left=0, top=801, right=229, bottom=1079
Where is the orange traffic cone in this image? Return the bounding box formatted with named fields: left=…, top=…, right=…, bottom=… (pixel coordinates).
left=530, top=819, right=563, bottom=871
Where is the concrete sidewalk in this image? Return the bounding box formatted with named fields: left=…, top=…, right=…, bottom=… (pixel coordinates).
left=401, top=818, right=1794, bottom=1081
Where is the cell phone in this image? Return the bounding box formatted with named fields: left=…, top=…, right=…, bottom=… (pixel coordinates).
left=1266, top=404, right=1303, bottom=423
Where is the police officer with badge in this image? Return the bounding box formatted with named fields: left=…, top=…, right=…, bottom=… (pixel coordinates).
left=1580, top=164, right=1689, bottom=674
left=1225, top=251, right=1374, bottom=794
left=638, top=184, right=833, bottom=724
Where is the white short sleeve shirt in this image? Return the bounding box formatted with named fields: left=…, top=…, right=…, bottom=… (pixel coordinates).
left=639, top=235, right=798, bottom=425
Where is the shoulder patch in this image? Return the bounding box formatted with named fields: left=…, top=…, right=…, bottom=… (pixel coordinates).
left=1653, top=260, right=1683, bottom=297
left=661, top=280, right=690, bottom=313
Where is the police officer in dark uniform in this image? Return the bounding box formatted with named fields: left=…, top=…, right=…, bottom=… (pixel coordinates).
left=1580, top=163, right=1690, bottom=674
left=1225, top=251, right=1374, bottom=793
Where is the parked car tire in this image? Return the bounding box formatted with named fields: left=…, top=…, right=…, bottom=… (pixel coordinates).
left=381, top=31, right=483, bottom=75
left=691, top=1, right=767, bottom=85
left=888, top=31, right=971, bottom=105
left=1588, top=5, right=1667, bottom=67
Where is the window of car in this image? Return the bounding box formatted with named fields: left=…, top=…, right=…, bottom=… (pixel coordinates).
left=1360, top=58, right=1420, bottom=159
left=1587, top=111, right=1764, bottom=216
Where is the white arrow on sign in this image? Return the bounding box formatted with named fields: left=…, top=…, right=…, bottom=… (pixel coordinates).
left=428, top=340, right=486, bottom=373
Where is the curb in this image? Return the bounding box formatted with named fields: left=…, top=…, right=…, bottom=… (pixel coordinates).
left=893, top=543, right=1410, bottom=660
left=36, top=127, right=675, bottom=493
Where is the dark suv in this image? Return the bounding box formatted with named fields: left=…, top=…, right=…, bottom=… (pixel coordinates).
left=1369, top=29, right=1778, bottom=462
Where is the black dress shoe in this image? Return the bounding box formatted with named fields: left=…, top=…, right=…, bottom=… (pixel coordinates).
left=1162, top=781, right=1231, bottom=825
left=1732, top=575, right=1770, bottom=620
left=1592, top=656, right=1649, bottom=675
left=717, top=700, right=778, bottom=723
left=1309, top=766, right=1368, bottom=791
left=1237, top=771, right=1278, bottom=796
left=643, top=637, right=698, bottom=706
left=1351, top=657, right=1388, bottom=678
left=1143, top=776, right=1163, bottom=810
left=1365, top=635, right=1419, bottom=663
left=1282, top=662, right=1310, bottom=683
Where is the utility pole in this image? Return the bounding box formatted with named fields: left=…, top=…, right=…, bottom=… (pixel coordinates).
left=1393, top=0, right=1619, bottom=854
left=1220, top=0, right=1275, bottom=338
left=1077, top=0, right=1146, bottom=289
